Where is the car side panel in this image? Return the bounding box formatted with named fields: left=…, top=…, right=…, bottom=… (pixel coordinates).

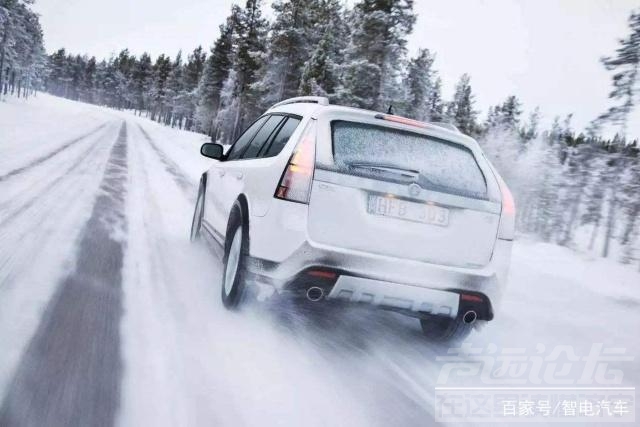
left=206, top=116, right=310, bottom=240
left=202, top=161, right=227, bottom=240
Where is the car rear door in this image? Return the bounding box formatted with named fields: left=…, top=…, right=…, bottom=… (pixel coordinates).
left=217, top=114, right=303, bottom=235
left=307, top=118, right=502, bottom=269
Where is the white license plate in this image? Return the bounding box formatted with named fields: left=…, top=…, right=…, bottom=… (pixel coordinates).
left=367, top=195, right=450, bottom=227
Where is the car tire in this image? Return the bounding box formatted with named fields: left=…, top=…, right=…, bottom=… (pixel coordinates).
left=420, top=314, right=474, bottom=343
left=190, top=176, right=206, bottom=242
left=221, top=203, right=249, bottom=309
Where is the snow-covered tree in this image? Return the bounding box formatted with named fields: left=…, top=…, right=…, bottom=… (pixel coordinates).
left=253, top=0, right=309, bottom=107
left=216, top=0, right=269, bottom=142
left=425, top=76, right=445, bottom=121
left=595, top=10, right=640, bottom=138
left=447, top=73, right=478, bottom=135
left=298, top=0, right=346, bottom=97
left=165, top=51, right=186, bottom=126
left=336, top=0, right=416, bottom=111
left=0, top=0, right=46, bottom=98
left=403, top=48, right=435, bottom=120
left=182, top=46, right=206, bottom=130
left=195, top=15, right=235, bottom=135
left=131, top=53, right=153, bottom=115
left=520, top=107, right=541, bottom=143
left=500, top=95, right=523, bottom=131
left=149, top=54, right=172, bottom=122
left=299, top=30, right=335, bottom=97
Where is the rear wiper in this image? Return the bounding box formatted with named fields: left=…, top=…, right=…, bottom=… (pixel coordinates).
left=347, top=162, right=419, bottom=179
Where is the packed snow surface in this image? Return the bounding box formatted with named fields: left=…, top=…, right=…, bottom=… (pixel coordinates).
left=0, top=94, right=638, bottom=426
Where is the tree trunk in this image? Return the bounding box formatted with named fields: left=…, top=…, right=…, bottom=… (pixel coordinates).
left=9, top=69, right=15, bottom=94
left=232, top=98, right=243, bottom=141
left=602, top=189, right=617, bottom=258
left=560, top=188, right=584, bottom=246
left=589, top=218, right=599, bottom=251
left=0, top=26, right=7, bottom=97
left=621, top=203, right=640, bottom=245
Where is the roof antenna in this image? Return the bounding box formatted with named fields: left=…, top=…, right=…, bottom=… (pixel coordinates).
left=387, top=104, right=395, bottom=115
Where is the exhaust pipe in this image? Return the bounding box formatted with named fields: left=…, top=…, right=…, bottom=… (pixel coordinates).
left=306, top=286, right=324, bottom=302
left=463, top=310, right=477, bottom=324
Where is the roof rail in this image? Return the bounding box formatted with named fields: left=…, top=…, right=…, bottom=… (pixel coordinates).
left=429, top=122, right=460, bottom=133
left=271, top=96, right=329, bottom=109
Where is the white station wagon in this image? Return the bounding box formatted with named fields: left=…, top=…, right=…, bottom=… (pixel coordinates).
left=191, top=96, right=514, bottom=341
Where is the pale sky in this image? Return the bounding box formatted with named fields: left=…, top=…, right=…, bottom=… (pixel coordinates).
left=33, top=0, right=640, bottom=138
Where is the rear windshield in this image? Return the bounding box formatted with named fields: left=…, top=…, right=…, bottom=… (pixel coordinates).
left=331, top=121, right=487, bottom=199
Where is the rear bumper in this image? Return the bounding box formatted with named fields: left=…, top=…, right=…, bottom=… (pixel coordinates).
left=246, top=237, right=513, bottom=318
left=329, top=275, right=460, bottom=318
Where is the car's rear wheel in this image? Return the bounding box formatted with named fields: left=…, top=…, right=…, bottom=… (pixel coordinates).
left=221, top=205, right=248, bottom=309
left=190, top=178, right=205, bottom=242
left=420, top=314, right=474, bottom=342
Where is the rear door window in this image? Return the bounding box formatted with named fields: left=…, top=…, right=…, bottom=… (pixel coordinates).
left=262, top=117, right=302, bottom=158
left=240, top=115, right=284, bottom=159
left=331, top=121, right=487, bottom=199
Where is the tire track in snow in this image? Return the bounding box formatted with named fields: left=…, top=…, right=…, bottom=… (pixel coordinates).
left=0, top=122, right=110, bottom=182
left=0, top=125, right=115, bottom=229
left=136, top=123, right=195, bottom=200
left=0, top=123, right=128, bottom=427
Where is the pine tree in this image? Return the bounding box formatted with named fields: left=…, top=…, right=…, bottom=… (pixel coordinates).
left=165, top=51, right=185, bottom=126
left=46, top=48, right=68, bottom=96
left=403, top=48, right=435, bottom=120
left=298, top=0, right=346, bottom=97
left=113, top=49, right=135, bottom=109
left=99, top=56, right=123, bottom=108
left=499, top=95, right=523, bottom=131
left=131, top=53, right=153, bottom=115
left=558, top=134, right=596, bottom=245
left=619, top=142, right=640, bottom=262
left=253, top=0, right=310, bottom=107
left=217, top=0, right=269, bottom=142
left=448, top=73, right=477, bottom=135
left=336, top=0, right=416, bottom=111
left=195, top=16, right=235, bottom=135
left=520, top=107, right=541, bottom=142
left=484, top=106, right=498, bottom=130
left=596, top=10, right=640, bottom=137
left=299, top=30, right=334, bottom=97
left=150, top=54, right=172, bottom=122
left=485, top=95, right=523, bottom=133
left=426, top=76, right=444, bottom=121
left=0, top=0, right=46, bottom=98
left=601, top=138, right=626, bottom=258
left=182, top=46, right=206, bottom=130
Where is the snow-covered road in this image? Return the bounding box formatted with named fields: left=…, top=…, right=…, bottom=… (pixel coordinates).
left=0, top=95, right=638, bottom=426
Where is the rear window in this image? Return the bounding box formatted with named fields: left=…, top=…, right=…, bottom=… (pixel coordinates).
left=331, top=121, right=487, bottom=199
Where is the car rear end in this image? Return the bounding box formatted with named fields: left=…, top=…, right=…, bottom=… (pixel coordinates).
left=248, top=105, right=514, bottom=323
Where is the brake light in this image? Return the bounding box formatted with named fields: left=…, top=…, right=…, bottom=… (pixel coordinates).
left=275, top=120, right=317, bottom=203
left=501, top=180, right=515, bottom=217
left=496, top=174, right=516, bottom=240
left=461, top=293, right=483, bottom=303
left=307, top=270, right=337, bottom=280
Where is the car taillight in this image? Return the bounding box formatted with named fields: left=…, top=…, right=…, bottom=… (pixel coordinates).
left=274, top=119, right=317, bottom=204
left=496, top=174, right=515, bottom=240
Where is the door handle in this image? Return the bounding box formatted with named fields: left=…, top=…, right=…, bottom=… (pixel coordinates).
left=234, top=172, right=243, bottom=180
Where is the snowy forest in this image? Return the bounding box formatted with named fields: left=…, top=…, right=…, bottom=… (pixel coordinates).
left=2, top=0, right=640, bottom=266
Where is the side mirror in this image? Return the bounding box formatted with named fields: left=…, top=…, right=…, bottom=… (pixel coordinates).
left=200, top=143, right=224, bottom=160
